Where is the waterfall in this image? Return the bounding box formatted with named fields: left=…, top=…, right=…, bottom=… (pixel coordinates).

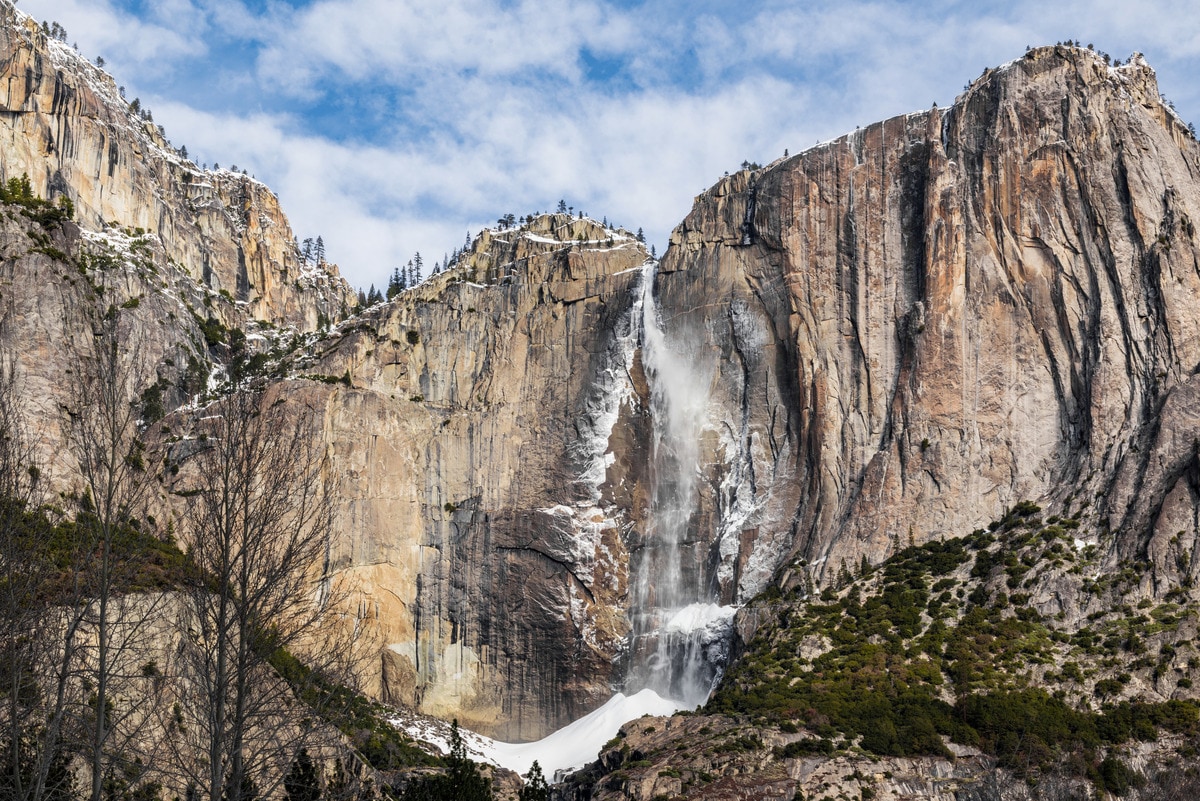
left=624, top=261, right=736, bottom=707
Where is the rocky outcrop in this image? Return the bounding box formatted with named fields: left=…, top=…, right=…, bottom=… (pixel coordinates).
left=0, top=1, right=354, bottom=329
left=282, top=217, right=651, bottom=741
left=655, top=45, right=1200, bottom=588
left=557, top=707, right=1200, bottom=801
left=557, top=711, right=1003, bottom=801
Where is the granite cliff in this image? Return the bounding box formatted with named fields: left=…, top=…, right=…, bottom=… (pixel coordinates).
left=5, top=0, right=1200, bottom=772
left=658, top=45, right=1200, bottom=590
left=251, top=42, right=1200, bottom=742
left=558, top=45, right=1200, bottom=796
left=0, top=1, right=354, bottom=329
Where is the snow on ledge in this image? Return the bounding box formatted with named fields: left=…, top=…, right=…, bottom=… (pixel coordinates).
left=663, top=602, right=738, bottom=635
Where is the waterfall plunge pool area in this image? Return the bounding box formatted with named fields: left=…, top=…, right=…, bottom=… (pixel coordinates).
left=388, top=261, right=746, bottom=783
left=389, top=602, right=738, bottom=782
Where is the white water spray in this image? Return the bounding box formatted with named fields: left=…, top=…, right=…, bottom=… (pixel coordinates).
left=625, top=262, right=735, bottom=707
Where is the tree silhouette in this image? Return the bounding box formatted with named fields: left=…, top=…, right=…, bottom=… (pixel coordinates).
left=283, top=749, right=320, bottom=801
left=518, top=761, right=548, bottom=801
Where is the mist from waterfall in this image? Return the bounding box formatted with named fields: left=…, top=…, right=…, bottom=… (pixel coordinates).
left=624, top=261, right=734, bottom=708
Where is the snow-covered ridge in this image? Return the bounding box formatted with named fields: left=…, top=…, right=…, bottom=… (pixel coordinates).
left=20, top=3, right=287, bottom=196
left=382, top=211, right=649, bottom=303
left=2, top=0, right=355, bottom=329
left=12, top=3, right=192, bottom=176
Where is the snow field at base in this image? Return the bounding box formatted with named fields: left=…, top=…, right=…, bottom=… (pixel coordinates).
left=393, top=689, right=686, bottom=783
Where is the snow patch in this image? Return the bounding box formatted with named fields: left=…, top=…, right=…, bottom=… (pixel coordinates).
left=392, top=690, right=685, bottom=782
left=663, top=602, right=737, bottom=635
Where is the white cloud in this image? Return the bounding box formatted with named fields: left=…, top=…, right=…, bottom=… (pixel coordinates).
left=254, top=0, right=638, bottom=92
left=151, top=67, right=809, bottom=289
left=18, top=0, right=1200, bottom=293
left=20, top=0, right=208, bottom=74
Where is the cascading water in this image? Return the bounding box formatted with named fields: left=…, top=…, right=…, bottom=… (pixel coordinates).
left=427, top=259, right=743, bottom=777
left=624, top=261, right=736, bottom=707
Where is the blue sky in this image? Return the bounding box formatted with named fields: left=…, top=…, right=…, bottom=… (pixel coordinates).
left=20, top=0, right=1200, bottom=291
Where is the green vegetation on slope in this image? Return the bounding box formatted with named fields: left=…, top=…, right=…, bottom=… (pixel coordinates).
left=269, top=647, right=439, bottom=775
left=0, top=173, right=74, bottom=227
left=708, top=502, right=1200, bottom=786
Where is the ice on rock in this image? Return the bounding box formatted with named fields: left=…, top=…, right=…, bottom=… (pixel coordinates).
left=663, top=602, right=737, bottom=635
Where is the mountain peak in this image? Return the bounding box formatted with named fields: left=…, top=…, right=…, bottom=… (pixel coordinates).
left=0, top=0, right=354, bottom=331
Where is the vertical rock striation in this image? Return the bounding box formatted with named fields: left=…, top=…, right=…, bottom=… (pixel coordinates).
left=296, top=218, right=651, bottom=740
left=659, top=46, right=1200, bottom=592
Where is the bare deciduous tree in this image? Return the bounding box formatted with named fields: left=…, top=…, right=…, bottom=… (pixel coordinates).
left=0, top=344, right=71, bottom=801
left=174, top=385, right=336, bottom=801
left=60, top=309, right=173, bottom=801
left=68, top=312, right=149, bottom=801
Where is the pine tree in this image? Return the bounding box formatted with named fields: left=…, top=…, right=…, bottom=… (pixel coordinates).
left=636, top=227, right=645, bottom=242
left=837, top=559, right=853, bottom=588
left=445, top=721, right=492, bottom=800
left=314, top=236, right=326, bottom=264
left=301, top=238, right=313, bottom=265
left=397, top=720, right=493, bottom=800
left=387, top=268, right=403, bottom=300
left=556, top=199, right=568, bottom=214
left=518, top=761, right=548, bottom=801
left=283, top=749, right=320, bottom=801
left=404, top=254, right=423, bottom=288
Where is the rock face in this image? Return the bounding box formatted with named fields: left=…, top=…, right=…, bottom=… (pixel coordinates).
left=0, top=1, right=354, bottom=329
left=557, top=711, right=1002, bottom=801
left=7, top=14, right=1200, bottom=749
left=295, top=218, right=650, bottom=740
left=557, top=707, right=1200, bottom=801
left=657, top=45, right=1200, bottom=590
left=290, top=41, right=1200, bottom=739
